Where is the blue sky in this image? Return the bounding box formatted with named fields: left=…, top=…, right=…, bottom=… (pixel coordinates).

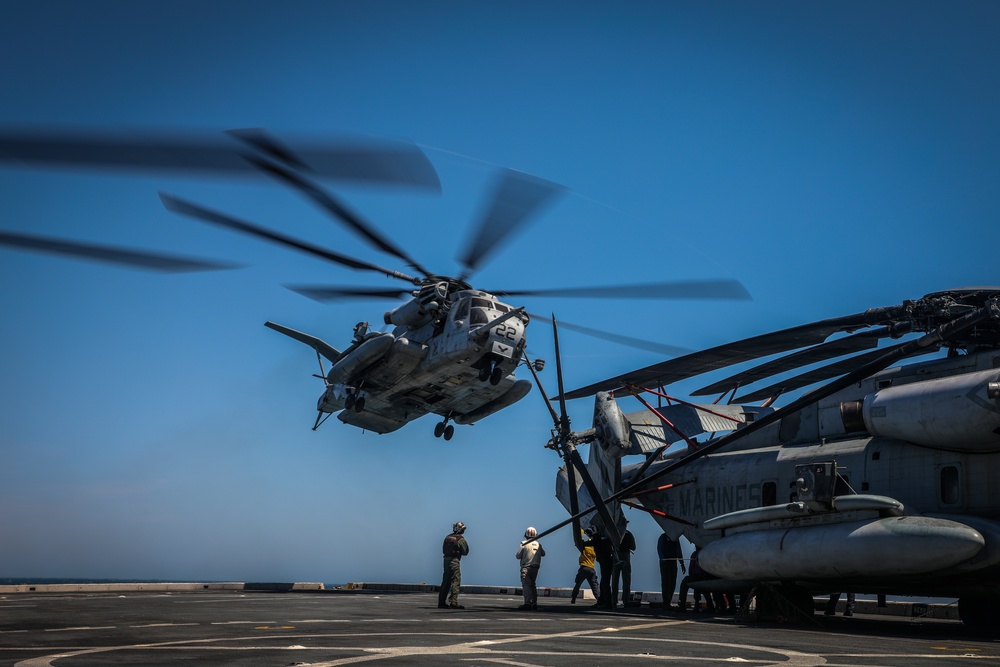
left=1, top=1, right=998, bottom=593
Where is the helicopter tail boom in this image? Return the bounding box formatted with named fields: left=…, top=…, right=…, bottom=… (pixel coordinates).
left=264, top=321, right=340, bottom=363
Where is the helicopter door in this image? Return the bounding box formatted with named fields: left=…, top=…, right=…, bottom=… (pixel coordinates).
left=446, top=298, right=470, bottom=333
left=438, top=297, right=471, bottom=354
left=451, top=297, right=470, bottom=326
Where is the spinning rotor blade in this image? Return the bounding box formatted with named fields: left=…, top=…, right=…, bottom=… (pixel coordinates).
left=0, top=229, right=236, bottom=272
left=457, top=169, right=565, bottom=279
left=533, top=297, right=1000, bottom=543
left=498, top=279, right=751, bottom=301
left=284, top=285, right=414, bottom=303
left=159, top=193, right=419, bottom=283
left=528, top=313, right=693, bottom=357
left=563, top=304, right=909, bottom=400
left=226, top=128, right=314, bottom=172
left=243, top=154, right=433, bottom=277
left=0, top=127, right=441, bottom=188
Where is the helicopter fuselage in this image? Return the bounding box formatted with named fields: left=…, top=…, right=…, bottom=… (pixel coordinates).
left=557, top=345, right=1000, bottom=626
left=313, top=289, right=532, bottom=435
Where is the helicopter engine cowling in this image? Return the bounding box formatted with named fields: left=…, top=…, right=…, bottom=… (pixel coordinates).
left=326, top=333, right=394, bottom=386
left=383, top=282, right=448, bottom=329
left=840, top=368, right=1000, bottom=452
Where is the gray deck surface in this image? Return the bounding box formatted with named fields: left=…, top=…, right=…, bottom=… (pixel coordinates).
left=1, top=589, right=998, bottom=666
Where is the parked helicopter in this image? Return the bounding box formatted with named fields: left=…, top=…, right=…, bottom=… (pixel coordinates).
left=0, top=126, right=751, bottom=440
left=534, top=287, right=1000, bottom=628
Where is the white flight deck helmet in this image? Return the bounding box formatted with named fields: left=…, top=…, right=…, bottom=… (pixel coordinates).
left=524, top=526, right=537, bottom=539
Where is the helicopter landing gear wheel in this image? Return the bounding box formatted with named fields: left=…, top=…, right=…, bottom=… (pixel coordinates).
left=353, top=396, right=366, bottom=412
left=478, top=365, right=492, bottom=382
left=489, top=366, right=504, bottom=385
left=344, top=394, right=356, bottom=410
left=434, top=417, right=456, bottom=440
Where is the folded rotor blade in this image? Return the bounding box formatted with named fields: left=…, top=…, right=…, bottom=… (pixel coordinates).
left=457, top=169, right=565, bottom=279
left=0, top=229, right=237, bottom=272
left=534, top=299, right=999, bottom=543
left=528, top=313, right=692, bottom=357
left=0, top=127, right=440, bottom=188
left=498, top=279, right=751, bottom=301
left=159, top=193, right=419, bottom=284
left=553, top=315, right=569, bottom=429
left=562, top=305, right=908, bottom=400
left=284, top=285, right=414, bottom=303
left=732, top=342, right=938, bottom=403
left=243, top=154, right=432, bottom=276
left=692, top=325, right=908, bottom=397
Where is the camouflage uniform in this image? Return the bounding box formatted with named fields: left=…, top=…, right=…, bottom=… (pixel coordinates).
left=438, top=523, right=469, bottom=608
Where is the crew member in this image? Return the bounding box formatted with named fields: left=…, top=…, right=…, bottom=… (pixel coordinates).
left=611, top=520, right=637, bottom=607
left=571, top=528, right=599, bottom=604
left=825, top=592, right=855, bottom=617
left=516, top=526, right=545, bottom=610
left=678, top=549, right=712, bottom=612
left=439, top=521, right=469, bottom=609
left=657, top=533, right=685, bottom=610
left=591, top=527, right=614, bottom=609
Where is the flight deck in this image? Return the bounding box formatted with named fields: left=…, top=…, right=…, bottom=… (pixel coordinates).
left=1, top=587, right=998, bottom=666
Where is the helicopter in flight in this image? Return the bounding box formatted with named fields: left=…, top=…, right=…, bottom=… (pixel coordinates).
left=0, top=126, right=750, bottom=440
left=534, top=287, right=1000, bottom=629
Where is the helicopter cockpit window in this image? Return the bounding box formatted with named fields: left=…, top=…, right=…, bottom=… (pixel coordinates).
left=496, top=303, right=510, bottom=313
left=473, top=298, right=494, bottom=310
left=452, top=299, right=470, bottom=322
left=471, top=308, right=489, bottom=325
